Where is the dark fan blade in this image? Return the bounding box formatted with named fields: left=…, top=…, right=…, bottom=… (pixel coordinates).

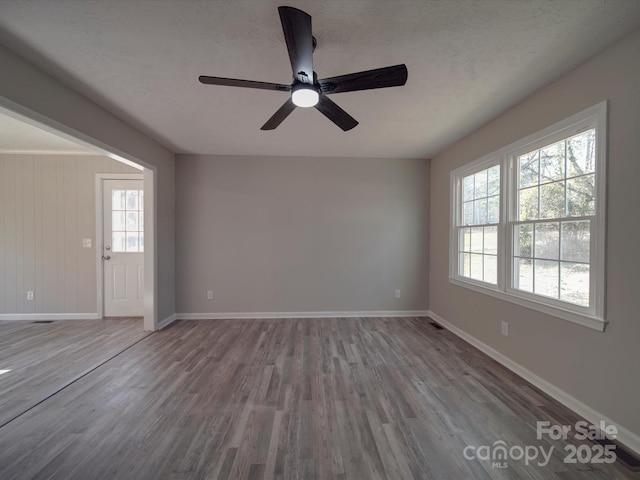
left=261, top=98, right=297, bottom=130
left=278, top=6, right=314, bottom=84
left=314, top=95, right=358, bottom=131
left=199, top=76, right=291, bottom=92
left=318, top=64, right=408, bottom=94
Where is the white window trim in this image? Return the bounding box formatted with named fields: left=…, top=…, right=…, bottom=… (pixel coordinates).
left=449, top=101, right=607, bottom=332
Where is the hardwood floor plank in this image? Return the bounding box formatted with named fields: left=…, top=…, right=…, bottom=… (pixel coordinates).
left=0, top=317, right=638, bottom=479
left=0, top=317, right=146, bottom=427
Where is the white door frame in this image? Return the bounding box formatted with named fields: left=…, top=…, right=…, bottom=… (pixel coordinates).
left=96, top=173, right=145, bottom=319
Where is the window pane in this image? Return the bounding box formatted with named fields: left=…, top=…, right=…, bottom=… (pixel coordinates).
left=487, top=166, right=500, bottom=196
left=139, top=233, right=144, bottom=253
left=112, top=190, right=125, bottom=210
left=470, top=254, right=483, bottom=281
left=534, top=259, right=559, bottom=298
left=514, top=258, right=533, bottom=292
left=487, top=195, right=499, bottom=224
left=126, top=233, right=139, bottom=252
left=519, top=186, right=539, bottom=220
left=539, top=182, right=565, bottom=219
left=484, top=255, right=498, bottom=285
left=474, top=170, right=488, bottom=198
left=519, top=151, right=538, bottom=188
left=539, top=141, right=565, bottom=183
left=126, top=190, right=139, bottom=210
left=463, top=176, right=475, bottom=202
left=460, top=253, right=470, bottom=277
left=463, top=201, right=474, bottom=225
left=139, top=190, right=144, bottom=210
left=560, top=263, right=589, bottom=306
left=567, top=174, right=595, bottom=216
left=126, top=211, right=139, bottom=231
left=567, top=130, right=596, bottom=177
left=460, top=228, right=471, bottom=252
left=474, top=198, right=488, bottom=224
left=112, top=211, right=125, bottom=231
left=484, top=226, right=497, bottom=255
left=535, top=222, right=559, bottom=260
left=515, top=224, right=533, bottom=258
left=484, top=255, right=497, bottom=284
left=139, top=211, right=144, bottom=230
left=470, top=227, right=483, bottom=253
left=561, top=221, right=590, bottom=263
left=112, top=232, right=126, bottom=253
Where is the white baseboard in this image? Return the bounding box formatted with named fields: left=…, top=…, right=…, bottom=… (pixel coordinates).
left=0, top=313, right=100, bottom=321
left=426, top=310, right=640, bottom=457
left=158, top=313, right=177, bottom=330
left=176, top=310, right=430, bottom=320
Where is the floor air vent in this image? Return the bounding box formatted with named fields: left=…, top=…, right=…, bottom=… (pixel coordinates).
left=429, top=322, right=444, bottom=330
left=593, top=438, right=640, bottom=471
left=32, top=320, right=54, bottom=324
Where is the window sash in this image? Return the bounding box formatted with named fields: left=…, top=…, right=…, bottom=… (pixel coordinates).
left=454, top=163, right=501, bottom=286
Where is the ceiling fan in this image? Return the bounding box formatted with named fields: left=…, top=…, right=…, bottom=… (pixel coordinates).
left=198, top=6, right=408, bottom=131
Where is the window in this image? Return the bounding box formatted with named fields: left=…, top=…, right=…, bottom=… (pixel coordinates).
left=112, top=189, right=144, bottom=253
left=457, top=164, right=500, bottom=284
left=450, top=102, right=606, bottom=330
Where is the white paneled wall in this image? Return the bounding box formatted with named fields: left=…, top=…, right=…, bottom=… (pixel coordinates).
left=0, top=154, right=138, bottom=316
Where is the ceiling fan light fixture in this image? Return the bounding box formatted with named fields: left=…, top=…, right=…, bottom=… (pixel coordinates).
left=198, top=6, right=407, bottom=130
left=291, top=84, right=319, bottom=107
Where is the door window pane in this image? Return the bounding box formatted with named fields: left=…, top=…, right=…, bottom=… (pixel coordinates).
left=126, top=190, right=139, bottom=210
left=112, top=189, right=144, bottom=252
left=112, top=190, right=126, bottom=210
left=112, top=232, right=126, bottom=252
left=112, top=211, right=125, bottom=231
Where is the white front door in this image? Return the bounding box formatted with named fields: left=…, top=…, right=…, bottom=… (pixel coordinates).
left=102, top=178, right=144, bottom=317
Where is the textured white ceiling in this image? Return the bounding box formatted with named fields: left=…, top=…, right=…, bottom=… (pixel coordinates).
left=0, top=110, right=95, bottom=154
left=1, top=0, right=640, bottom=159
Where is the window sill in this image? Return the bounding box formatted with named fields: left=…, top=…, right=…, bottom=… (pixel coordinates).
left=448, top=277, right=606, bottom=332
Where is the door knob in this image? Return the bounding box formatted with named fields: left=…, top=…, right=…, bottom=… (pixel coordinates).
left=102, top=255, right=111, bottom=261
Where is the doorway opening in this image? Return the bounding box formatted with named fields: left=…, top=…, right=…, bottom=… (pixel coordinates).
left=0, top=104, right=157, bottom=331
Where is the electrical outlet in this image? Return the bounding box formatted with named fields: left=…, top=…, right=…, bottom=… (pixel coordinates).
left=207, top=291, right=213, bottom=300
left=27, top=291, right=34, bottom=300
left=501, top=321, right=509, bottom=336
left=395, top=289, right=401, bottom=298
left=82, top=238, right=92, bottom=248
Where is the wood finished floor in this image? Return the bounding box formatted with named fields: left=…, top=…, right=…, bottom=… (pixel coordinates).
left=0, top=317, right=637, bottom=480
left=0, top=317, right=147, bottom=427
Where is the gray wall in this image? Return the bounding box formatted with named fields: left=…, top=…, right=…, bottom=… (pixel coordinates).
left=0, top=44, right=175, bottom=324
left=429, top=29, right=640, bottom=439
left=0, top=154, right=138, bottom=315
left=176, top=155, right=429, bottom=314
